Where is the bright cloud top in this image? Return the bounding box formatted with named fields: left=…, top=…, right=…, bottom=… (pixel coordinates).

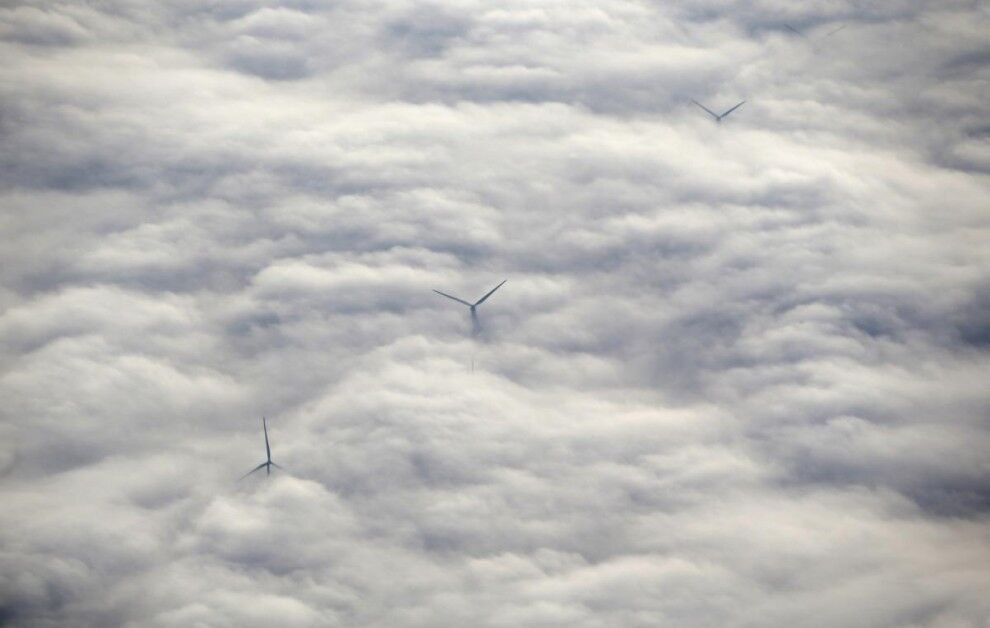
left=1, top=1, right=989, bottom=626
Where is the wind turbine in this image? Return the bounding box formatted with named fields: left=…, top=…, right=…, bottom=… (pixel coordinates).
left=433, top=280, right=506, bottom=336
left=691, top=99, right=746, bottom=124
left=241, top=416, right=283, bottom=479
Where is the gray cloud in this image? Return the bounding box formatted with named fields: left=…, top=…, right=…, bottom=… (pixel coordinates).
left=1, top=0, right=989, bottom=626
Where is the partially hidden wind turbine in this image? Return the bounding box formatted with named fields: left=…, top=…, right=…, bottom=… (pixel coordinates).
left=691, top=99, right=746, bottom=124
left=241, top=416, right=283, bottom=479
left=433, top=280, right=506, bottom=336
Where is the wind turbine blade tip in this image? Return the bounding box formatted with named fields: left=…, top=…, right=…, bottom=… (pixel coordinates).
left=240, top=462, right=268, bottom=480
left=691, top=99, right=718, bottom=119
left=434, top=289, right=473, bottom=306
left=474, top=280, right=507, bottom=306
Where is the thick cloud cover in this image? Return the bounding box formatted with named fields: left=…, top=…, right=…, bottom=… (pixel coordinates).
left=2, top=1, right=989, bottom=626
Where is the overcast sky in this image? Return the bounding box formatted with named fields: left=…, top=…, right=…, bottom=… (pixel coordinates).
left=1, top=1, right=989, bottom=626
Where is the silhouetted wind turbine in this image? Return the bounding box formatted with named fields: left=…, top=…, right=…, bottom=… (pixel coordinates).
left=434, top=280, right=506, bottom=336
left=241, top=416, right=283, bottom=479
left=691, top=99, right=746, bottom=124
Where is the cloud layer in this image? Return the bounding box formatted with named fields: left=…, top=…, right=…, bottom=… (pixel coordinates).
left=1, top=1, right=989, bottom=626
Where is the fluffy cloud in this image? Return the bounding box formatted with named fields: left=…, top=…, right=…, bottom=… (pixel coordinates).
left=1, top=0, right=988, bottom=626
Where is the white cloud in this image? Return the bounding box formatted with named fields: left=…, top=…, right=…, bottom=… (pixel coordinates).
left=1, top=1, right=988, bottom=626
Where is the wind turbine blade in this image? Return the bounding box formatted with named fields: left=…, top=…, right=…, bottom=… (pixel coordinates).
left=271, top=462, right=285, bottom=470
left=473, top=280, right=506, bottom=306
left=471, top=308, right=481, bottom=336
left=433, top=289, right=472, bottom=307
left=720, top=101, right=746, bottom=118
left=820, top=25, right=845, bottom=39
left=263, top=417, right=271, bottom=463
left=691, top=99, right=719, bottom=120
left=784, top=24, right=804, bottom=36
left=240, top=462, right=268, bottom=480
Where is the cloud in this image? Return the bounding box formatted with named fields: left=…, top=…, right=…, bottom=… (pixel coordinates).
left=1, top=0, right=989, bottom=626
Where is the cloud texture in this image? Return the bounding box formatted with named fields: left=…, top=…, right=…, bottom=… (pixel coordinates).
left=1, top=1, right=989, bottom=626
